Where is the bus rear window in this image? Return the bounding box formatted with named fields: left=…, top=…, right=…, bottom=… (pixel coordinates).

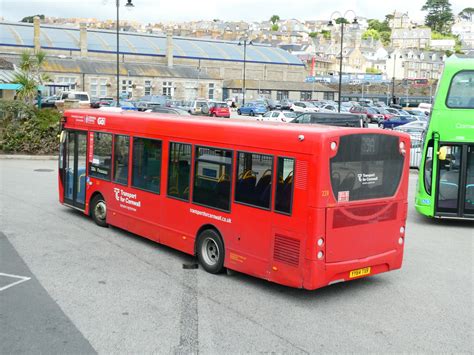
left=446, top=71, right=474, bottom=108
left=330, top=134, right=404, bottom=202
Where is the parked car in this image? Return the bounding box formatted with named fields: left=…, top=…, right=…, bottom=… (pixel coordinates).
left=208, top=101, right=230, bottom=118
left=90, top=96, right=114, bottom=108
left=280, top=99, right=293, bottom=110
left=407, top=109, right=429, bottom=118
left=319, top=104, right=338, bottom=112
left=109, top=100, right=138, bottom=111
left=39, top=95, right=59, bottom=108
left=135, top=95, right=168, bottom=111
left=237, top=102, right=267, bottom=116
left=187, top=99, right=209, bottom=115
left=290, top=101, right=318, bottom=113
left=260, top=110, right=297, bottom=122
left=148, top=106, right=191, bottom=115
left=379, top=115, right=416, bottom=129
left=350, top=106, right=384, bottom=123
left=267, top=99, right=281, bottom=110
left=372, top=107, right=395, bottom=120
left=55, top=91, right=91, bottom=106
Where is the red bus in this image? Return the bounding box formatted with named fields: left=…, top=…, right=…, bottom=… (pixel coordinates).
left=402, top=78, right=429, bottom=87
left=59, top=109, right=410, bottom=290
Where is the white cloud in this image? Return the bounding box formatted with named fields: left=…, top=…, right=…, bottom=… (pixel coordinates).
left=1, top=0, right=472, bottom=23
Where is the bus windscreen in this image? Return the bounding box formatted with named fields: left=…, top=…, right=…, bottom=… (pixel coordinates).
left=330, top=134, right=404, bottom=202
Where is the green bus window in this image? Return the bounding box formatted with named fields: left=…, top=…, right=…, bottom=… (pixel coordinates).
left=275, top=157, right=294, bottom=214
left=235, top=152, right=273, bottom=209
left=446, top=71, right=474, bottom=108
left=90, top=132, right=112, bottom=180
left=132, top=138, right=162, bottom=194
left=167, top=142, right=192, bottom=201
left=423, top=140, right=434, bottom=195
left=113, top=135, right=130, bottom=185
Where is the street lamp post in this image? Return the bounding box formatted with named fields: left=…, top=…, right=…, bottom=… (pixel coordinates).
left=389, top=52, right=402, bottom=105
left=116, top=0, right=134, bottom=102
left=238, top=37, right=252, bottom=105
left=328, top=10, right=357, bottom=113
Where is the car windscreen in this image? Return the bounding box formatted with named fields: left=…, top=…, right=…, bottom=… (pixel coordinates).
left=75, top=94, right=89, bottom=101
left=330, top=134, right=404, bottom=202
left=283, top=112, right=297, bottom=118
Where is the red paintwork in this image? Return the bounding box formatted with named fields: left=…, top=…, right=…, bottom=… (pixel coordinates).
left=59, top=109, right=410, bottom=290
left=209, top=105, right=230, bottom=118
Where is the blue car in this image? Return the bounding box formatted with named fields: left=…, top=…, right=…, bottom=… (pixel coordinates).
left=237, top=102, right=267, bottom=116
left=379, top=115, right=416, bottom=129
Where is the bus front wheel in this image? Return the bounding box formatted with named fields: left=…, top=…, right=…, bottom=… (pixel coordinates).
left=91, top=194, right=108, bottom=227
left=197, top=229, right=225, bottom=274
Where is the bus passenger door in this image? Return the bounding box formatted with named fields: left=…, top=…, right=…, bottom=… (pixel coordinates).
left=436, top=144, right=473, bottom=218
left=62, top=131, right=87, bottom=209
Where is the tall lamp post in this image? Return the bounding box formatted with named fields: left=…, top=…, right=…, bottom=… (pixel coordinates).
left=328, top=10, right=357, bottom=113
left=116, top=0, right=134, bottom=102
left=388, top=51, right=403, bottom=105
left=238, top=36, right=253, bottom=105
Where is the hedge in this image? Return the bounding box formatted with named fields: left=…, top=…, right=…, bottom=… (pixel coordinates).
left=0, top=100, right=61, bottom=154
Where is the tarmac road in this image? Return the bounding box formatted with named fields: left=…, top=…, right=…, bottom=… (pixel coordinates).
left=0, top=159, right=472, bottom=353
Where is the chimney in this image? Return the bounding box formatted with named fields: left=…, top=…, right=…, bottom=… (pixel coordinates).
left=166, top=29, right=173, bottom=67
left=79, top=23, right=88, bottom=57
left=33, top=16, right=41, bottom=53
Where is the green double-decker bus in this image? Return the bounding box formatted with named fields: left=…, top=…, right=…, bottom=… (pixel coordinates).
left=416, top=57, right=474, bottom=219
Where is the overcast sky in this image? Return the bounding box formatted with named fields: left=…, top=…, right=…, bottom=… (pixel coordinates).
left=1, top=0, right=471, bottom=24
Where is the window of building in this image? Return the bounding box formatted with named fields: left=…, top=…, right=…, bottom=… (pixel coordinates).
left=323, top=92, right=335, bottom=100
left=132, top=138, right=162, bottom=193
left=99, top=79, right=107, bottom=97
left=144, top=80, right=152, bottom=96
left=163, top=81, right=173, bottom=97
left=113, top=135, right=130, bottom=185
left=276, top=90, right=289, bottom=101
left=167, top=142, right=192, bottom=201
left=232, top=88, right=242, bottom=94
left=259, top=89, right=271, bottom=95
left=208, top=83, right=215, bottom=100
left=89, top=132, right=113, bottom=180
left=275, top=157, right=294, bottom=214
left=300, top=91, right=312, bottom=101
left=193, top=146, right=233, bottom=211
left=90, top=78, right=98, bottom=97
left=57, top=76, right=77, bottom=90
left=122, top=80, right=132, bottom=97
left=235, top=152, right=273, bottom=209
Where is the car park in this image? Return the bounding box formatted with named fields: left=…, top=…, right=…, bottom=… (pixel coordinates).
left=379, top=115, right=416, bottom=129
left=90, top=96, right=114, bottom=108
left=407, top=109, right=428, bottom=118
left=208, top=101, right=231, bottom=118
left=319, top=104, right=338, bottom=112
left=290, top=112, right=363, bottom=128
left=237, top=102, right=267, bottom=116
left=280, top=99, right=293, bottom=110
left=187, top=99, right=209, bottom=115
left=108, top=100, right=138, bottom=111
left=135, top=95, right=168, bottom=111
left=373, top=107, right=395, bottom=120
left=260, top=110, right=297, bottom=122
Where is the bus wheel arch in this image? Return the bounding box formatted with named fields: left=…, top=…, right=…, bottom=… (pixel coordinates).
left=195, top=225, right=225, bottom=274
left=90, top=192, right=108, bottom=227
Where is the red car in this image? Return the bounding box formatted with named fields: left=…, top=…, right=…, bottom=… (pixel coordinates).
left=350, top=106, right=385, bottom=123
left=209, top=102, right=230, bottom=118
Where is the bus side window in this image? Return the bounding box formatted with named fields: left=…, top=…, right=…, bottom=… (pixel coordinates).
left=132, top=138, right=162, bottom=194
left=167, top=142, right=192, bottom=201
left=235, top=152, right=273, bottom=209
left=423, top=140, right=434, bottom=195
left=275, top=157, right=294, bottom=214
left=89, top=132, right=112, bottom=180
left=113, top=135, right=130, bottom=185
left=193, top=146, right=233, bottom=211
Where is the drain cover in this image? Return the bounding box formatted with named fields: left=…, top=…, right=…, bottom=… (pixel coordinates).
left=34, top=169, right=54, bottom=172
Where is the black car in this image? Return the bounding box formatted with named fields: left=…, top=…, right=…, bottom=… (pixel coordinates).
left=290, top=112, right=363, bottom=128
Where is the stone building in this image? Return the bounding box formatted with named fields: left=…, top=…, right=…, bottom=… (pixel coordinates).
left=0, top=19, right=336, bottom=102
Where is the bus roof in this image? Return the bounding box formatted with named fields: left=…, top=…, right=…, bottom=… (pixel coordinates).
left=64, top=109, right=403, bottom=155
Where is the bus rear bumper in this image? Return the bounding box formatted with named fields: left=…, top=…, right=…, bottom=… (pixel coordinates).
left=303, top=248, right=403, bottom=290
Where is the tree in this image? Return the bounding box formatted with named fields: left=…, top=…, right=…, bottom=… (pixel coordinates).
left=13, top=51, right=50, bottom=104
left=421, top=0, right=454, bottom=34
left=270, top=15, right=280, bottom=25
left=20, top=14, right=45, bottom=23
left=309, top=32, right=318, bottom=38
left=320, top=30, right=331, bottom=40
left=458, top=7, right=474, bottom=21
left=362, top=29, right=381, bottom=41
left=335, top=17, right=349, bottom=25
left=271, top=24, right=279, bottom=31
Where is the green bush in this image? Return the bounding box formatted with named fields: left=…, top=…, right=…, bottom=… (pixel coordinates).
left=0, top=100, right=60, bottom=154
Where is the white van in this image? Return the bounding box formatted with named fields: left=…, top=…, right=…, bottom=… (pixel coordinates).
left=56, top=91, right=91, bottom=105
left=417, top=102, right=432, bottom=114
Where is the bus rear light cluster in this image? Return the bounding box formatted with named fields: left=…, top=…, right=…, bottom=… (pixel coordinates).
left=317, top=238, right=324, bottom=247
left=398, top=237, right=404, bottom=245
left=400, top=226, right=405, bottom=235
left=317, top=251, right=324, bottom=259
left=330, top=141, right=337, bottom=151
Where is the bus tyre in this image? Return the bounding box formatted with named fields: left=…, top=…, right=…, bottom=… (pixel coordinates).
left=91, top=195, right=108, bottom=227
left=197, top=229, right=225, bottom=274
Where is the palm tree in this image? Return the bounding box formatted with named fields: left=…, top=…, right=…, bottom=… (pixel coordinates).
left=13, top=50, right=50, bottom=104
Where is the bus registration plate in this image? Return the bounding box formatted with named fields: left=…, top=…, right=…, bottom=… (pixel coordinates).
left=349, top=267, right=371, bottom=279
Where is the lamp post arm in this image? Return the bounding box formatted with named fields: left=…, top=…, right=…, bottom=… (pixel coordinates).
left=337, top=21, right=344, bottom=113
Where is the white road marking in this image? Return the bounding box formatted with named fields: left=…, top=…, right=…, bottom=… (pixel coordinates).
left=0, top=272, right=31, bottom=292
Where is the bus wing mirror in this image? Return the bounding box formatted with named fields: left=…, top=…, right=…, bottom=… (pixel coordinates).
left=438, top=146, right=447, bottom=161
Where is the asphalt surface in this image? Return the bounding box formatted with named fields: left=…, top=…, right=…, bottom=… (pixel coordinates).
left=0, top=159, right=472, bottom=353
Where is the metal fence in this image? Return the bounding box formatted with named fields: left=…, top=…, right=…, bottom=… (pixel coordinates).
left=409, top=132, right=424, bottom=169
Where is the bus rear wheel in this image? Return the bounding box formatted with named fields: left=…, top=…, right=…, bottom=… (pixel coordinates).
left=197, top=229, right=225, bottom=274
left=91, top=194, right=108, bottom=227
